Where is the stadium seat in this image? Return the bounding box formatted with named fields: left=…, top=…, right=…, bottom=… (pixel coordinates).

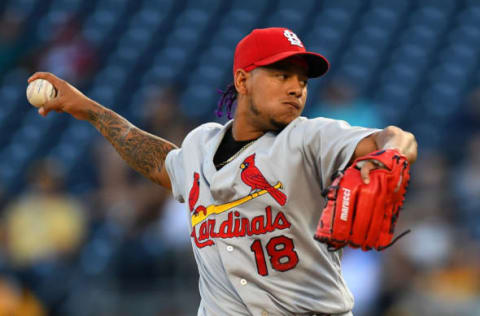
left=82, top=10, right=120, bottom=45
left=154, top=46, right=189, bottom=70
left=321, top=0, right=363, bottom=12
left=187, top=65, right=225, bottom=90
left=360, top=7, right=400, bottom=30
left=263, top=10, right=304, bottom=31
left=180, top=83, right=218, bottom=119
left=92, top=65, right=128, bottom=91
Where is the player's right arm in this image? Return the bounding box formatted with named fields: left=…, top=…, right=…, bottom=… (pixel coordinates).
left=28, top=72, right=176, bottom=190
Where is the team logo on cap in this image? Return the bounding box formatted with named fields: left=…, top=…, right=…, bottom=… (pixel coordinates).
left=283, top=30, right=303, bottom=47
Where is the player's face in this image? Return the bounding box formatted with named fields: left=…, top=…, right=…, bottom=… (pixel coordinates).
left=246, top=58, right=309, bottom=131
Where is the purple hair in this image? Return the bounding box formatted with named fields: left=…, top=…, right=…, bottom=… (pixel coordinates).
left=216, top=83, right=237, bottom=119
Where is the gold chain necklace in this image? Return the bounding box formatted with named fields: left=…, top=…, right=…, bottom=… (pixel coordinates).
left=216, top=140, right=256, bottom=168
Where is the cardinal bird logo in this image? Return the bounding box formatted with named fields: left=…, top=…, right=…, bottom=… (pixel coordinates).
left=188, top=172, right=200, bottom=212
left=240, top=153, right=287, bottom=206
left=188, top=172, right=208, bottom=216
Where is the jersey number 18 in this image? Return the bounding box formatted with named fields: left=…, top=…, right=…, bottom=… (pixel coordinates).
left=250, top=235, right=299, bottom=276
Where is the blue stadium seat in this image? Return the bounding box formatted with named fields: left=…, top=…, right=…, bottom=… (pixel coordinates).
left=180, top=83, right=218, bottom=119
left=307, top=26, right=342, bottom=46
left=131, top=9, right=167, bottom=29
left=376, top=82, right=413, bottom=104
left=399, top=25, right=440, bottom=48
left=408, top=121, right=442, bottom=149
left=374, top=84, right=413, bottom=123
left=51, top=0, right=82, bottom=11
left=350, top=26, right=390, bottom=50
left=123, top=25, right=156, bottom=47
left=109, top=45, right=144, bottom=69
left=198, top=45, right=234, bottom=69
left=438, top=44, right=477, bottom=70
left=35, top=10, right=73, bottom=42
left=421, top=83, right=462, bottom=120
left=20, top=109, right=55, bottom=133
left=262, top=10, right=304, bottom=31
left=184, top=0, right=223, bottom=12
left=141, top=64, right=178, bottom=87
left=428, top=64, right=469, bottom=90
left=163, top=26, right=203, bottom=56
left=3, top=140, right=32, bottom=167
left=409, top=7, right=449, bottom=30
left=230, top=0, right=268, bottom=11
left=361, top=7, right=400, bottom=30
left=88, top=84, right=117, bottom=107
left=274, top=0, right=317, bottom=12
left=465, top=0, right=480, bottom=7
left=458, top=6, right=480, bottom=27
left=210, top=26, right=247, bottom=49
left=369, top=0, right=411, bottom=11
left=390, top=44, right=429, bottom=67
left=321, top=0, right=363, bottom=13
left=49, top=122, right=94, bottom=173
left=175, top=9, right=209, bottom=31
left=449, top=25, right=480, bottom=46
left=227, top=9, right=257, bottom=29
left=381, top=63, right=420, bottom=89
left=82, top=10, right=119, bottom=44
left=186, top=65, right=225, bottom=90
left=341, top=44, right=380, bottom=69
left=336, top=64, right=371, bottom=90
left=0, top=144, right=28, bottom=185
left=0, top=86, right=23, bottom=119
left=49, top=142, right=79, bottom=171
left=421, top=0, right=456, bottom=11
left=93, top=65, right=128, bottom=90
left=6, top=0, right=37, bottom=15
left=141, top=0, right=175, bottom=15
left=314, top=8, right=352, bottom=31
left=153, top=46, right=189, bottom=70
left=94, top=0, right=128, bottom=13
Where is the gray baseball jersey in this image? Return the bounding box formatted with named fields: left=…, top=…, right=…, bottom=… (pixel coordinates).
left=165, top=116, right=378, bottom=316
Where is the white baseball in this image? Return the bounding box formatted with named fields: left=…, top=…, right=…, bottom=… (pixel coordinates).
left=26, top=79, right=57, bottom=107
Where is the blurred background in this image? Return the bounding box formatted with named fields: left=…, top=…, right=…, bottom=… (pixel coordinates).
left=0, top=0, right=479, bottom=315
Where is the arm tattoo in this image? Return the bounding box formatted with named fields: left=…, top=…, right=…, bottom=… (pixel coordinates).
left=87, top=108, right=177, bottom=184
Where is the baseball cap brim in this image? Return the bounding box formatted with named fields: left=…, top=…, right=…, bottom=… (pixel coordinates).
left=250, top=51, right=330, bottom=78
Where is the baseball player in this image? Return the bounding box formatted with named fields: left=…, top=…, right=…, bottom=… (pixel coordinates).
left=29, top=27, right=417, bottom=316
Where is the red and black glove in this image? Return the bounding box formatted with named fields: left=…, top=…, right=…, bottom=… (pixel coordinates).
left=314, top=149, right=410, bottom=251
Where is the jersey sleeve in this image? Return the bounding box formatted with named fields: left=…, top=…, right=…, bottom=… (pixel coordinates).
left=165, top=148, right=186, bottom=203
left=302, top=117, right=379, bottom=188
left=165, top=122, right=223, bottom=203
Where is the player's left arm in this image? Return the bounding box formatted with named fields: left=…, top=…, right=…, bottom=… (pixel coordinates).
left=352, top=125, right=417, bottom=183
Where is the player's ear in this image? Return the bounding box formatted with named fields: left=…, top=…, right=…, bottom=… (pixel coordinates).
left=234, top=69, right=249, bottom=95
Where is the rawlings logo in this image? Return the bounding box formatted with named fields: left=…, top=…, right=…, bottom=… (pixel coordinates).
left=340, top=188, right=351, bottom=221
left=283, top=30, right=303, bottom=47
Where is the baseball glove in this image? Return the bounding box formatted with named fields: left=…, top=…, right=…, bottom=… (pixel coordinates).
left=314, top=149, right=410, bottom=251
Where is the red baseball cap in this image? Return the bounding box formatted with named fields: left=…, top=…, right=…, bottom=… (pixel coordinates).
left=233, top=27, right=330, bottom=78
